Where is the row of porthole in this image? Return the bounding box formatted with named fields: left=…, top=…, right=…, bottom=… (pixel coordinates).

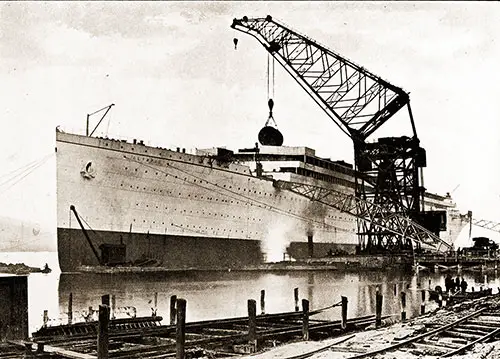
left=122, top=187, right=244, bottom=205
left=130, top=218, right=353, bottom=235
left=132, top=203, right=262, bottom=222
left=127, top=218, right=258, bottom=235
left=121, top=166, right=292, bottom=196
left=175, top=223, right=259, bottom=235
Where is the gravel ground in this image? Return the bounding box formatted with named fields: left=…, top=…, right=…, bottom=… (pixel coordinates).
left=237, top=295, right=500, bottom=359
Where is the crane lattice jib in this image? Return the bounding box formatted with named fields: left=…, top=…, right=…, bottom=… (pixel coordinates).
left=472, top=219, right=500, bottom=233
left=231, top=16, right=409, bottom=141
left=273, top=180, right=452, bottom=253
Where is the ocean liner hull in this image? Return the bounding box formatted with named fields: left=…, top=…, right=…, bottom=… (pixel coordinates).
left=56, top=131, right=358, bottom=272
left=56, top=130, right=469, bottom=272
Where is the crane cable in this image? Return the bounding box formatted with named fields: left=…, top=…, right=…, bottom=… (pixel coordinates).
left=0, top=153, right=54, bottom=195
left=266, top=54, right=278, bottom=127
left=266, top=53, right=275, bottom=100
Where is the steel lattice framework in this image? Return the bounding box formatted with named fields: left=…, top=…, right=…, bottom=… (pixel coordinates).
left=472, top=219, right=500, bottom=233
left=231, top=16, right=412, bottom=141
left=273, top=180, right=451, bottom=252
left=232, top=15, right=433, bottom=253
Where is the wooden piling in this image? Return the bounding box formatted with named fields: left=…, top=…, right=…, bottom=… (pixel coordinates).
left=294, top=288, right=299, bottom=312
left=97, top=305, right=109, bottom=359
left=248, top=299, right=257, bottom=351
left=341, top=296, right=348, bottom=330
left=260, top=290, right=265, bottom=315
left=101, top=294, right=110, bottom=306
left=111, top=295, right=116, bottom=320
left=176, top=298, right=187, bottom=359
left=68, top=293, right=73, bottom=325
left=43, top=310, right=48, bottom=328
left=170, top=295, right=177, bottom=325
left=152, top=292, right=158, bottom=316
left=393, top=283, right=397, bottom=296
left=375, top=291, right=383, bottom=327
left=420, top=290, right=426, bottom=315
left=438, top=294, right=443, bottom=308
left=302, top=299, right=309, bottom=341
left=401, top=292, right=406, bottom=321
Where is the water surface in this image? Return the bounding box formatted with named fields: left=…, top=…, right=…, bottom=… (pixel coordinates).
left=0, top=252, right=496, bottom=336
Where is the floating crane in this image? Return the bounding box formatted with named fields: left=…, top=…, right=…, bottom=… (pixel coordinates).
left=232, top=15, right=448, bottom=254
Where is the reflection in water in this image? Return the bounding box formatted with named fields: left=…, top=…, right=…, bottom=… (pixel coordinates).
left=55, top=269, right=499, bottom=329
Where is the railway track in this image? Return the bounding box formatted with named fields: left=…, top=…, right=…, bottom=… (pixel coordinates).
left=327, top=307, right=500, bottom=358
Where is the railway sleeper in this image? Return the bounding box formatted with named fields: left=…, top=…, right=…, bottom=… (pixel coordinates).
left=460, top=323, right=498, bottom=334
left=468, top=319, right=500, bottom=328
left=411, top=342, right=449, bottom=355
left=441, top=329, right=483, bottom=340
left=482, top=312, right=500, bottom=318
left=474, top=316, right=500, bottom=324
left=328, top=346, right=367, bottom=354
left=421, top=338, right=462, bottom=349
left=451, top=326, right=495, bottom=337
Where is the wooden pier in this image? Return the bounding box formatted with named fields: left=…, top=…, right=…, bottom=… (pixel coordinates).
left=5, top=289, right=388, bottom=359
left=415, top=253, right=500, bottom=272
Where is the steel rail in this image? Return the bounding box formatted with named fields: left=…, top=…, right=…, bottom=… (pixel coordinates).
left=343, top=307, right=489, bottom=359
left=440, top=327, right=500, bottom=358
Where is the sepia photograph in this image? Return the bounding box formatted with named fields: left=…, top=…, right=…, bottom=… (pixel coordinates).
left=0, top=1, right=499, bottom=357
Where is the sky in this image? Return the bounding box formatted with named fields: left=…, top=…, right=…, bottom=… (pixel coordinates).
left=0, top=1, right=499, bottom=246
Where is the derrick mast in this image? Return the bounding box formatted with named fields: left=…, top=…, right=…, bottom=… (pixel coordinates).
left=232, top=15, right=438, bottom=254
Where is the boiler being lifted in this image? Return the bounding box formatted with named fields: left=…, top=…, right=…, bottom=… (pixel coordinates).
left=232, top=15, right=447, bottom=254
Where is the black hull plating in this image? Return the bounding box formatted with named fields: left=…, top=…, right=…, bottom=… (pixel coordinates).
left=57, top=228, right=358, bottom=272
left=57, top=228, right=264, bottom=272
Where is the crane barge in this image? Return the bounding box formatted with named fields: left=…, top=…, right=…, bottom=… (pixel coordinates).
left=232, top=15, right=451, bottom=254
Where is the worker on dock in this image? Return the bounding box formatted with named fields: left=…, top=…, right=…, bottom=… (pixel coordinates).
left=460, top=278, right=468, bottom=293
left=445, top=274, right=453, bottom=293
